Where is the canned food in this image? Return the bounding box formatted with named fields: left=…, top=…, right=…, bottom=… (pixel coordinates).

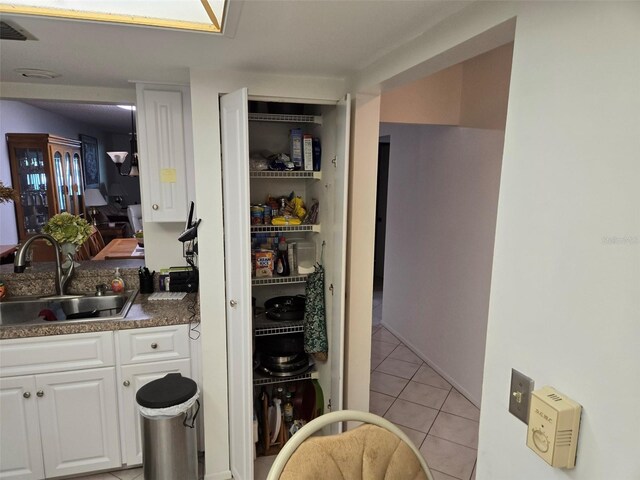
left=250, top=205, right=264, bottom=225
left=263, top=205, right=272, bottom=225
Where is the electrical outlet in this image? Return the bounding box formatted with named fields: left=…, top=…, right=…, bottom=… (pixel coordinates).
left=509, top=369, right=534, bottom=424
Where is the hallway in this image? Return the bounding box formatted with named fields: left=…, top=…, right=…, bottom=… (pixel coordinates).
left=370, top=325, right=479, bottom=480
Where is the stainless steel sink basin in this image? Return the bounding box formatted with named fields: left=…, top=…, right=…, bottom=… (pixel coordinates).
left=0, top=290, right=138, bottom=326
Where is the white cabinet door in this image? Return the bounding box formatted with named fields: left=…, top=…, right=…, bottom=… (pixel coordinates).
left=220, top=88, right=254, bottom=480
left=136, top=85, right=194, bottom=222
left=0, top=376, right=45, bottom=480
left=37, top=367, right=121, bottom=478
left=119, top=359, right=191, bottom=466
left=329, top=94, right=350, bottom=418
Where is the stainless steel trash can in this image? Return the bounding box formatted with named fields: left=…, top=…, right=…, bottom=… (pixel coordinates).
left=136, top=373, right=199, bottom=480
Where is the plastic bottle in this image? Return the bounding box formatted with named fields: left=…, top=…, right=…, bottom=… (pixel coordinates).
left=111, top=267, right=125, bottom=293
left=283, top=391, right=294, bottom=423
left=275, top=238, right=290, bottom=276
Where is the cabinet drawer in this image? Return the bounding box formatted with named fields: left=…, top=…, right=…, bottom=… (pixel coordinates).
left=117, top=325, right=190, bottom=365
left=0, top=331, right=115, bottom=377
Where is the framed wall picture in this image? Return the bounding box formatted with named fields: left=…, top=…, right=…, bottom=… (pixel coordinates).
left=80, top=134, right=99, bottom=187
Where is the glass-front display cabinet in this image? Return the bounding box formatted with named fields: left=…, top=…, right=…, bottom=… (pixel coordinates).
left=6, top=134, right=85, bottom=241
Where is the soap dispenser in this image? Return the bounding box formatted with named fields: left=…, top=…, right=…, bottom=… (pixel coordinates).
left=111, top=267, right=125, bottom=293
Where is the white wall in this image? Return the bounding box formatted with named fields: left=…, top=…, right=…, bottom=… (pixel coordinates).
left=380, top=123, right=504, bottom=404
left=480, top=4, right=640, bottom=479
left=350, top=2, right=640, bottom=479
left=0, top=100, right=108, bottom=244
left=344, top=93, right=381, bottom=415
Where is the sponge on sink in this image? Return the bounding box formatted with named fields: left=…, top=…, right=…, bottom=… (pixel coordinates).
left=38, top=309, right=58, bottom=321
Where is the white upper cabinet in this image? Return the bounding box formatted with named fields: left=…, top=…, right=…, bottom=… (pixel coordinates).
left=136, top=84, right=195, bottom=222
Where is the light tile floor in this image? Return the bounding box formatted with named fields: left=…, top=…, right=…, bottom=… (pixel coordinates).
left=73, top=455, right=204, bottom=480
left=370, top=324, right=479, bottom=480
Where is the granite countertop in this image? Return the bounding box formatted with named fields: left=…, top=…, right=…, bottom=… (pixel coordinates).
left=0, top=293, right=200, bottom=340
left=0, top=261, right=200, bottom=340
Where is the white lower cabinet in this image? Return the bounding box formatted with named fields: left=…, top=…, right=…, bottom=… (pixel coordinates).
left=37, top=368, right=121, bottom=478
left=0, top=376, right=44, bottom=480
left=0, top=331, right=118, bottom=480
left=118, top=358, right=191, bottom=466
left=0, top=325, right=193, bottom=479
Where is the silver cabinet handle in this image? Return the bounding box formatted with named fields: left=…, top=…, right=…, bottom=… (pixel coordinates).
left=123, top=380, right=130, bottom=387
left=152, top=204, right=159, bottom=210
left=23, top=392, right=31, bottom=399
left=151, top=342, right=158, bottom=349
left=36, top=390, right=44, bottom=398
left=229, top=299, right=238, bottom=307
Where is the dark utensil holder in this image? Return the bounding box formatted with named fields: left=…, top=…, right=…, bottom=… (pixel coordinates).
left=139, top=274, right=154, bottom=294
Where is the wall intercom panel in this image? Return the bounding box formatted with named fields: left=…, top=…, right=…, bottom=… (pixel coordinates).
left=526, top=386, right=581, bottom=468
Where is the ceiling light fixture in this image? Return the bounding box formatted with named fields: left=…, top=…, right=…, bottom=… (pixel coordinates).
left=0, top=0, right=225, bottom=33
left=107, top=107, right=139, bottom=177
left=14, top=68, right=60, bottom=79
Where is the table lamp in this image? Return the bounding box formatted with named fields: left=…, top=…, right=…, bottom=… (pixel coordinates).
left=84, top=188, right=108, bottom=225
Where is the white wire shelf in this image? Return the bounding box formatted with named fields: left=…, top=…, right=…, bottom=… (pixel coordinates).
left=248, top=112, right=322, bottom=125
left=251, top=224, right=320, bottom=234
left=254, top=318, right=304, bottom=337
left=250, top=171, right=322, bottom=180
left=253, top=366, right=318, bottom=386
left=252, top=275, right=308, bottom=286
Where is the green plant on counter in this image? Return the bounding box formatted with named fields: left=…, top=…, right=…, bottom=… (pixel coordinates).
left=43, top=212, right=93, bottom=246
left=0, top=182, right=17, bottom=204
left=134, top=231, right=144, bottom=238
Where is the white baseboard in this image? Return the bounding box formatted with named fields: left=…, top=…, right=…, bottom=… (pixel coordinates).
left=380, top=321, right=481, bottom=408
left=205, top=469, right=232, bottom=480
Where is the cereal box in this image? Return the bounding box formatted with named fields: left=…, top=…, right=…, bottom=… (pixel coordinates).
left=255, top=250, right=274, bottom=278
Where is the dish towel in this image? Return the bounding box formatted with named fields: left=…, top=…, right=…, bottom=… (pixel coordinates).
left=304, top=263, right=328, bottom=361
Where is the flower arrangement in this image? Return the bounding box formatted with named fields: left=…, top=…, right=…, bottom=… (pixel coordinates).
left=43, top=212, right=93, bottom=246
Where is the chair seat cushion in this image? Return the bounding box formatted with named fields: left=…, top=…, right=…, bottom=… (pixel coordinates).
left=280, top=424, right=427, bottom=480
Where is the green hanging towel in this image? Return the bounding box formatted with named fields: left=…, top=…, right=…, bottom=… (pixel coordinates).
left=304, top=263, right=328, bottom=361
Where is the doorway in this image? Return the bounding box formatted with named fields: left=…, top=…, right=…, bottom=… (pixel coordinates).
left=366, top=42, right=513, bottom=480
left=372, top=138, right=390, bottom=328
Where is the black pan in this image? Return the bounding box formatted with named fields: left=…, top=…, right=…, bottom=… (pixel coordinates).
left=264, top=295, right=306, bottom=321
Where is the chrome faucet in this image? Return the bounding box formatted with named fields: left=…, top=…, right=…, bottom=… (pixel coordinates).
left=14, top=233, right=76, bottom=297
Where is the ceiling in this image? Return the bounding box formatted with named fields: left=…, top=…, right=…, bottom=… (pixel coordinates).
left=0, top=1, right=471, bottom=88
left=20, top=100, right=134, bottom=133
left=1, top=1, right=473, bottom=131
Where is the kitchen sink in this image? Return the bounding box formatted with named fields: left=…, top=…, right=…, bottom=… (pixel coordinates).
left=0, top=289, right=138, bottom=326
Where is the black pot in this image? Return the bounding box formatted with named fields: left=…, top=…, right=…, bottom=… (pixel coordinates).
left=264, top=295, right=305, bottom=322
left=261, top=353, right=309, bottom=372
left=256, top=333, right=304, bottom=356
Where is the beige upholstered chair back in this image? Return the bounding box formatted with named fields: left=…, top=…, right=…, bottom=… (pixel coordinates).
left=267, top=410, right=434, bottom=480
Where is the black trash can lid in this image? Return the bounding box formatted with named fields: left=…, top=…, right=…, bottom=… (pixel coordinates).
left=136, top=373, right=198, bottom=408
